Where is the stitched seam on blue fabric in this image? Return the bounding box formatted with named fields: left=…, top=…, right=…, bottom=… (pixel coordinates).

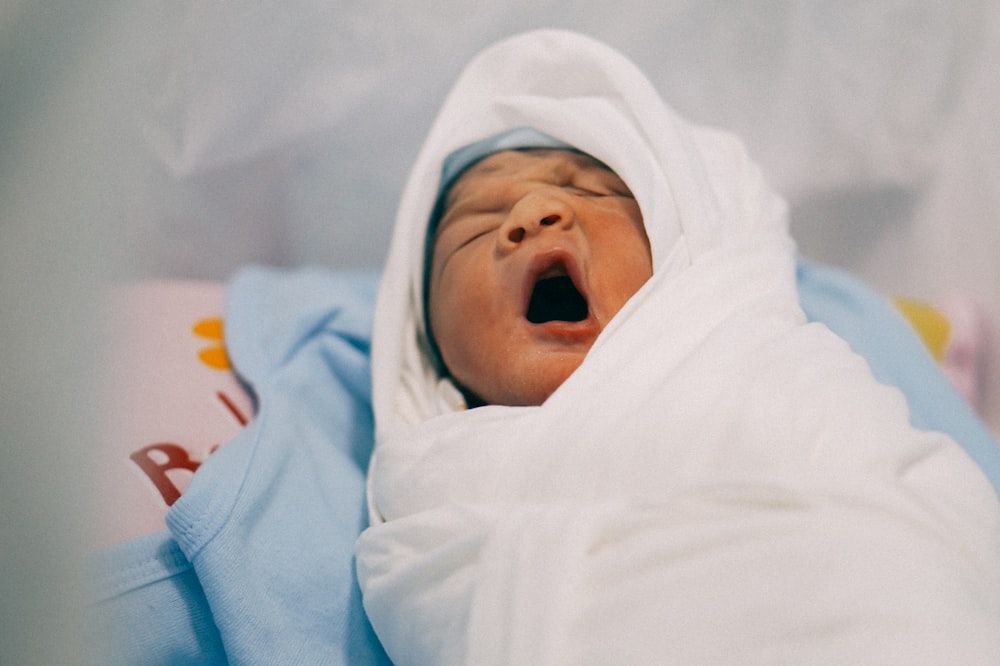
left=89, top=532, right=193, bottom=602
left=167, top=406, right=269, bottom=561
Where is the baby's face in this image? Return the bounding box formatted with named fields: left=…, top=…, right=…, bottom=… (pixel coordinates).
left=428, top=149, right=652, bottom=406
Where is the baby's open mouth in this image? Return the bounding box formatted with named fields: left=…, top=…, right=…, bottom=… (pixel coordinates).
left=526, top=269, right=589, bottom=324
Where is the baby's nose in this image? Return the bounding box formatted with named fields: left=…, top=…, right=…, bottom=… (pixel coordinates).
left=505, top=213, right=561, bottom=244
left=500, top=190, right=574, bottom=246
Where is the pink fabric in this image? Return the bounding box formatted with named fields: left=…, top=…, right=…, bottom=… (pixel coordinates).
left=95, top=281, right=252, bottom=552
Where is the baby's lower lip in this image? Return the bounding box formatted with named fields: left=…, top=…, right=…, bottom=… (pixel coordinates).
left=527, top=316, right=598, bottom=340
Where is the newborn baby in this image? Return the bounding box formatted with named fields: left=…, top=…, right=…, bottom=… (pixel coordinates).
left=358, top=29, right=1000, bottom=665
left=428, top=148, right=651, bottom=407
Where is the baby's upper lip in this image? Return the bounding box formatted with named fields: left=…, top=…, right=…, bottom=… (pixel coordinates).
left=520, top=247, right=590, bottom=320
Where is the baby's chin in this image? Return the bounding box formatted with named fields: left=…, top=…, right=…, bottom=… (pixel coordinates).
left=460, top=359, right=582, bottom=408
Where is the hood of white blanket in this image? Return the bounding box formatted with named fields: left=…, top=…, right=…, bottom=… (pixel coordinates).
left=372, top=28, right=794, bottom=431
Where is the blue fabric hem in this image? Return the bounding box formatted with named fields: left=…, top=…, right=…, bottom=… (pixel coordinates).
left=88, top=530, right=192, bottom=602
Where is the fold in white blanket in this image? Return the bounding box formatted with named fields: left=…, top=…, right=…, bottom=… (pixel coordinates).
left=357, top=30, right=1000, bottom=664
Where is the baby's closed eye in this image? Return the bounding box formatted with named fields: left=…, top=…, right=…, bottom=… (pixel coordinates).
left=565, top=184, right=607, bottom=197
left=457, top=219, right=500, bottom=248
left=438, top=213, right=503, bottom=253
left=568, top=173, right=633, bottom=199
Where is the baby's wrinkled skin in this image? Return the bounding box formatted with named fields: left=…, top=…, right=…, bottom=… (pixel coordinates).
left=428, top=149, right=652, bottom=406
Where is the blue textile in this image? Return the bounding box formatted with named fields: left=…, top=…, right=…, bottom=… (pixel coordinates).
left=91, top=261, right=998, bottom=663
left=90, top=531, right=226, bottom=665
left=166, top=266, right=389, bottom=664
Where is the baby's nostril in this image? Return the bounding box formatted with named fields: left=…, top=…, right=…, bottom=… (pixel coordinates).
left=540, top=214, right=560, bottom=226
left=508, top=227, right=526, bottom=243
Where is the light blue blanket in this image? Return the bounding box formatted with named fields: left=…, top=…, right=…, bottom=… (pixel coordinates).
left=90, top=261, right=999, bottom=664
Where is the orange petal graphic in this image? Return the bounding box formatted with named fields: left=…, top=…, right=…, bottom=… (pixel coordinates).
left=193, top=317, right=224, bottom=340
left=198, top=346, right=232, bottom=370
left=193, top=317, right=231, bottom=369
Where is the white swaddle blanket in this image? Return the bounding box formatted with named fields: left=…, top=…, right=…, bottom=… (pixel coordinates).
left=357, top=30, right=1000, bottom=664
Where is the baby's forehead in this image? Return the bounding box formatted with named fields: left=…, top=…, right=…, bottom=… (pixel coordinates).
left=443, top=148, right=614, bottom=206
left=457, top=148, right=607, bottom=182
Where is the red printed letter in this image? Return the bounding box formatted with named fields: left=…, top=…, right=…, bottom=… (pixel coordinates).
left=130, top=443, right=202, bottom=506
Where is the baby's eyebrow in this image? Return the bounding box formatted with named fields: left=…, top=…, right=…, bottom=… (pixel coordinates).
left=440, top=173, right=507, bottom=218
left=469, top=160, right=505, bottom=176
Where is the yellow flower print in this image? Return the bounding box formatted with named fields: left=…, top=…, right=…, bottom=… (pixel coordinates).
left=193, top=317, right=232, bottom=370
left=892, top=296, right=950, bottom=362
